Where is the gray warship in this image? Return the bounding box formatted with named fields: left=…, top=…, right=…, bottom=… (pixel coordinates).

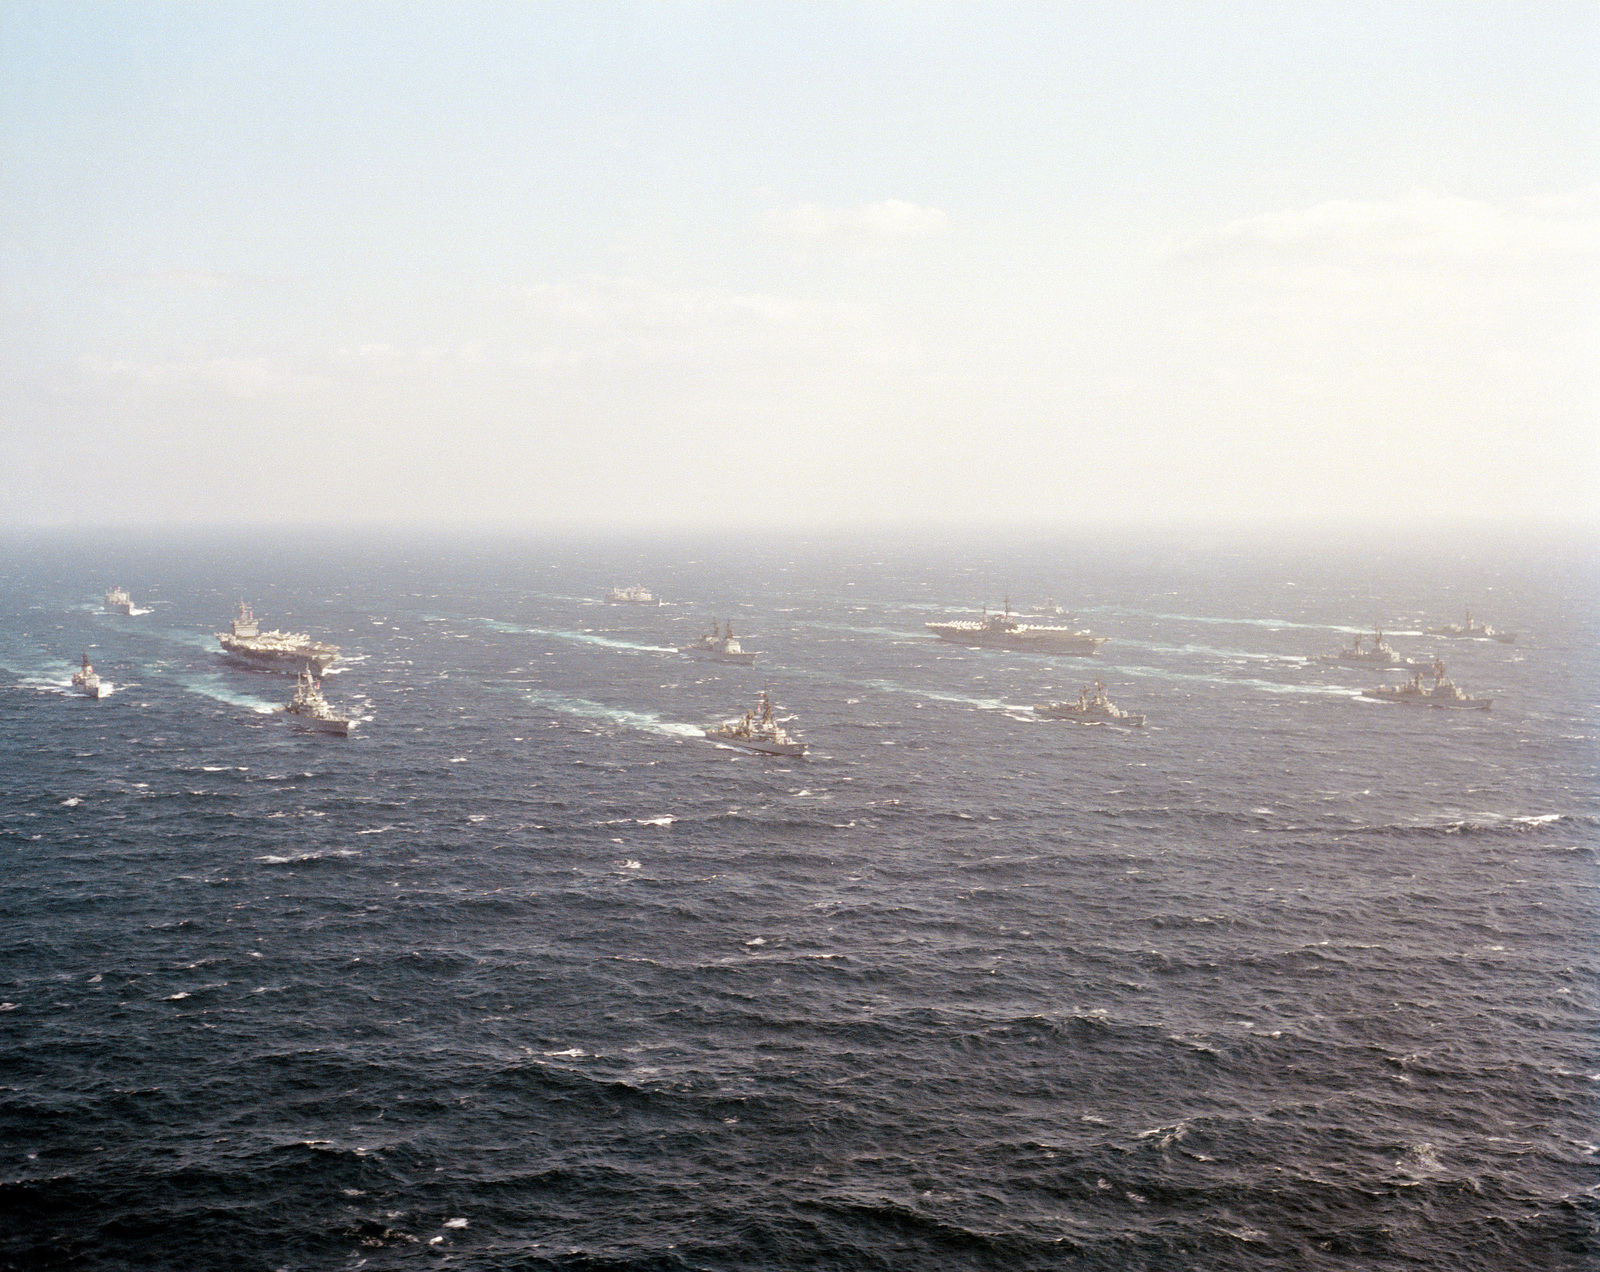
left=680, top=620, right=756, bottom=665
left=1361, top=660, right=1490, bottom=710
left=104, top=586, right=134, bottom=615
left=927, top=598, right=1106, bottom=654
left=1427, top=608, right=1515, bottom=644
left=283, top=667, right=353, bottom=735
left=705, top=689, right=807, bottom=757
left=606, top=585, right=660, bottom=605
left=1034, top=680, right=1144, bottom=726
left=71, top=652, right=110, bottom=699
left=1313, top=628, right=1404, bottom=667
left=216, top=602, right=339, bottom=674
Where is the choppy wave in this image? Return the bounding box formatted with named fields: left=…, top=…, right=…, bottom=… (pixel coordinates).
left=162, top=672, right=281, bottom=714
left=520, top=688, right=703, bottom=737
left=477, top=617, right=678, bottom=654
left=0, top=532, right=1593, bottom=1272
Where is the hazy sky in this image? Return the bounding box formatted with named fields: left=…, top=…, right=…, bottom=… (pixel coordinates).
left=2, top=2, right=1595, bottom=527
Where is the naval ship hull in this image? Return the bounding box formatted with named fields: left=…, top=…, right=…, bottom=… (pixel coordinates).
left=218, top=640, right=337, bottom=675
left=704, top=731, right=806, bottom=757
left=283, top=710, right=352, bottom=735
left=1033, top=704, right=1144, bottom=725
left=1359, top=690, right=1491, bottom=710
left=681, top=648, right=757, bottom=665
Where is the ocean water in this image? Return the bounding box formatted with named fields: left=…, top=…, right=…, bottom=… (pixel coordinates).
left=1, top=525, right=1595, bottom=1271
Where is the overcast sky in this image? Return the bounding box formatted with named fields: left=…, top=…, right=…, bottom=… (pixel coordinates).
left=2, top=2, right=1595, bottom=528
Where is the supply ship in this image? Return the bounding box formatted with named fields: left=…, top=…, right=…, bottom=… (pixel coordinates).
left=217, top=602, right=339, bottom=674
left=606, top=585, right=660, bottom=605
left=283, top=667, right=354, bottom=735
left=926, top=599, right=1106, bottom=654
left=679, top=621, right=756, bottom=665
left=104, top=586, right=135, bottom=615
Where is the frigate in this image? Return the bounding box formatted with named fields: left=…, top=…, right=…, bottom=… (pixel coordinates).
left=216, top=602, right=339, bottom=674
left=1033, top=680, right=1144, bottom=725
left=1361, top=661, right=1490, bottom=710
left=679, top=620, right=756, bottom=665
left=1427, top=608, right=1515, bottom=644
left=71, top=652, right=110, bottom=699
left=283, top=667, right=354, bottom=735
left=104, top=586, right=134, bottom=615
left=606, top=585, right=660, bottom=605
left=1313, top=628, right=1405, bottom=666
left=705, top=689, right=807, bottom=756
left=926, top=598, right=1106, bottom=654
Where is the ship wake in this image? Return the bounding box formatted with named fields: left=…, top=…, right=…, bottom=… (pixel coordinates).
left=520, top=689, right=701, bottom=737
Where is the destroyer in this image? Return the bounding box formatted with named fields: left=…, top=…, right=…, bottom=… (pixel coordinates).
left=1313, top=628, right=1404, bottom=666
left=680, top=620, right=756, bottom=665
left=283, top=667, right=354, bottom=735
left=71, top=652, right=110, bottom=699
left=1360, top=661, right=1490, bottom=710
left=1034, top=680, right=1144, bottom=726
left=705, top=689, right=806, bottom=757
left=216, top=602, right=339, bottom=674
left=1427, top=608, right=1515, bottom=643
left=104, top=586, right=134, bottom=615
left=926, top=598, right=1105, bottom=654
left=606, top=585, right=660, bottom=605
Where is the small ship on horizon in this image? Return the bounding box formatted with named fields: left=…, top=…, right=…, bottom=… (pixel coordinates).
left=1313, top=628, right=1407, bottom=667
left=606, top=585, right=660, bottom=605
left=679, top=621, right=756, bottom=665
left=104, top=586, right=134, bottom=615
left=1427, top=608, right=1515, bottom=643
left=216, top=602, right=339, bottom=674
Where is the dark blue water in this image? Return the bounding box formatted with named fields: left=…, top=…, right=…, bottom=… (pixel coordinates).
left=2, top=526, right=1596, bottom=1270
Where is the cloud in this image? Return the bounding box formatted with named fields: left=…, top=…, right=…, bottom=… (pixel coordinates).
left=509, top=277, right=918, bottom=370
left=1168, top=191, right=1600, bottom=265
left=765, top=198, right=949, bottom=241
left=107, top=269, right=237, bottom=290
left=521, top=276, right=878, bottom=332
left=76, top=355, right=288, bottom=396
